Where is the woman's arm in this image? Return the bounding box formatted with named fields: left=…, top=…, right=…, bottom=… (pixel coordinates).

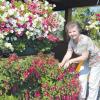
left=59, top=50, right=73, bottom=68
left=63, top=50, right=89, bottom=69
left=69, top=50, right=89, bottom=64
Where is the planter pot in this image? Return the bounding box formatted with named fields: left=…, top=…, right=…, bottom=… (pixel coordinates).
left=15, top=47, right=38, bottom=56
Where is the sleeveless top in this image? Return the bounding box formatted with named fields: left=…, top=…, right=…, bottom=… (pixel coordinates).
left=68, top=34, right=100, bottom=67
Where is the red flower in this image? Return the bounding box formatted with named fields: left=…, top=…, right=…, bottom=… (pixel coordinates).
left=67, top=65, right=76, bottom=73
left=23, top=65, right=40, bottom=79
left=96, top=14, right=100, bottom=17
left=47, top=34, right=60, bottom=42
left=0, top=22, right=6, bottom=27
left=25, top=90, right=30, bottom=100
left=28, top=2, right=38, bottom=12
left=8, top=53, right=19, bottom=64
left=34, top=90, right=41, bottom=97
left=47, top=58, right=56, bottom=65
left=44, top=92, right=50, bottom=97
left=23, top=71, right=30, bottom=79
left=32, top=59, right=44, bottom=67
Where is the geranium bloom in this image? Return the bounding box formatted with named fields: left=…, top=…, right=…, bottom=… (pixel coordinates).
left=47, top=34, right=60, bottom=42
left=34, top=90, right=41, bottom=97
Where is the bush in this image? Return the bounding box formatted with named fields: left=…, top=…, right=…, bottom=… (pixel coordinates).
left=0, top=53, right=80, bottom=99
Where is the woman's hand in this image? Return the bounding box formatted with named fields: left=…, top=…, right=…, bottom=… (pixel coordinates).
left=64, top=61, right=70, bottom=69
left=64, top=60, right=73, bottom=69
left=58, top=63, right=64, bottom=68
left=59, top=59, right=73, bottom=69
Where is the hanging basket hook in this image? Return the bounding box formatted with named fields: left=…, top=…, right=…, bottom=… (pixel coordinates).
left=97, top=0, right=100, bottom=5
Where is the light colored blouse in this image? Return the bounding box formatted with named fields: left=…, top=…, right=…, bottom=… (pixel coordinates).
left=68, top=34, right=100, bottom=67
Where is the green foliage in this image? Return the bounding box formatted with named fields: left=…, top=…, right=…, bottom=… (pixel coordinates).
left=72, top=8, right=94, bottom=28
left=72, top=7, right=100, bottom=47
left=34, top=38, right=57, bottom=53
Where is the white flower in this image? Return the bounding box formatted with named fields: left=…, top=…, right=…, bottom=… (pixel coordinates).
left=20, top=4, right=24, bottom=11
left=8, top=9, right=15, bottom=16
left=53, top=4, right=56, bottom=7
left=26, top=31, right=34, bottom=39
left=44, top=7, right=48, bottom=10
left=52, top=28, right=57, bottom=32
left=0, top=6, right=6, bottom=10
left=44, top=1, right=49, bottom=6
left=6, top=37, right=10, bottom=41
left=28, top=27, right=34, bottom=31
left=0, top=34, right=4, bottom=39
left=10, top=30, right=14, bottom=33
left=13, top=37, right=17, bottom=41
left=43, top=14, right=48, bottom=17
left=1, top=13, right=8, bottom=21
left=15, top=12, right=20, bottom=18
left=4, top=42, right=14, bottom=51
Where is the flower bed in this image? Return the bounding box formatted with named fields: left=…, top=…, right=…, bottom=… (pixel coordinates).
left=0, top=53, right=80, bottom=99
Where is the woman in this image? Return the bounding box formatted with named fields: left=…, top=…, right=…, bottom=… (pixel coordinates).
left=59, top=21, right=100, bottom=100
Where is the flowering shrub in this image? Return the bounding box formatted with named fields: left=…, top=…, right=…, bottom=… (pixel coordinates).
left=85, top=13, right=100, bottom=40
left=0, top=53, right=80, bottom=99
left=34, top=35, right=60, bottom=53
left=0, top=0, right=65, bottom=52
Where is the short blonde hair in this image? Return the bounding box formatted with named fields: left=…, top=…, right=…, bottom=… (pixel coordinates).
left=65, top=21, right=82, bottom=33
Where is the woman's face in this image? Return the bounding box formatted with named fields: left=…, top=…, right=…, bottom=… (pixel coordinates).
left=67, top=26, right=80, bottom=41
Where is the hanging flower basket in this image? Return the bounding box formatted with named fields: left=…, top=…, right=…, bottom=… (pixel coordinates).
left=0, top=0, right=65, bottom=53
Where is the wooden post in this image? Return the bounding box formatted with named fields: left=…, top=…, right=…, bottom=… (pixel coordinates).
left=64, top=8, right=72, bottom=42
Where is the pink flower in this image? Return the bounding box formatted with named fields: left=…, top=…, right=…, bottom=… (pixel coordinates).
left=4, top=28, right=10, bottom=32
left=47, top=58, right=56, bottom=65
left=28, top=2, right=38, bottom=11
left=11, top=0, right=15, bottom=3
left=47, top=34, right=60, bottom=42
left=25, top=90, right=30, bottom=100
left=28, top=66, right=35, bottom=73
left=57, top=73, right=64, bottom=81
left=42, top=18, right=49, bottom=26
left=32, top=59, right=44, bottom=67
left=34, top=90, right=41, bottom=97
left=44, top=92, right=50, bottom=97
left=8, top=53, right=19, bottom=64
left=0, top=22, right=6, bottom=27
left=96, top=14, right=100, bottom=17
left=23, top=71, right=30, bottom=79
left=97, top=18, right=100, bottom=21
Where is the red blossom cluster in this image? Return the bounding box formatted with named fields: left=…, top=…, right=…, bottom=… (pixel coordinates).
left=56, top=70, right=66, bottom=81
left=0, top=22, right=10, bottom=33
left=34, top=90, right=41, bottom=97
left=46, top=56, right=57, bottom=65
left=28, top=1, right=47, bottom=15
left=8, top=53, right=19, bottom=64
left=23, top=65, right=40, bottom=79
left=42, top=14, right=59, bottom=32
left=67, top=64, right=76, bottom=73
left=32, top=58, right=45, bottom=67
left=47, top=34, right=60, bottom=42
left=96, top=14, right=100, bottom=21
left=24, top=90, right=30, bottom=100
